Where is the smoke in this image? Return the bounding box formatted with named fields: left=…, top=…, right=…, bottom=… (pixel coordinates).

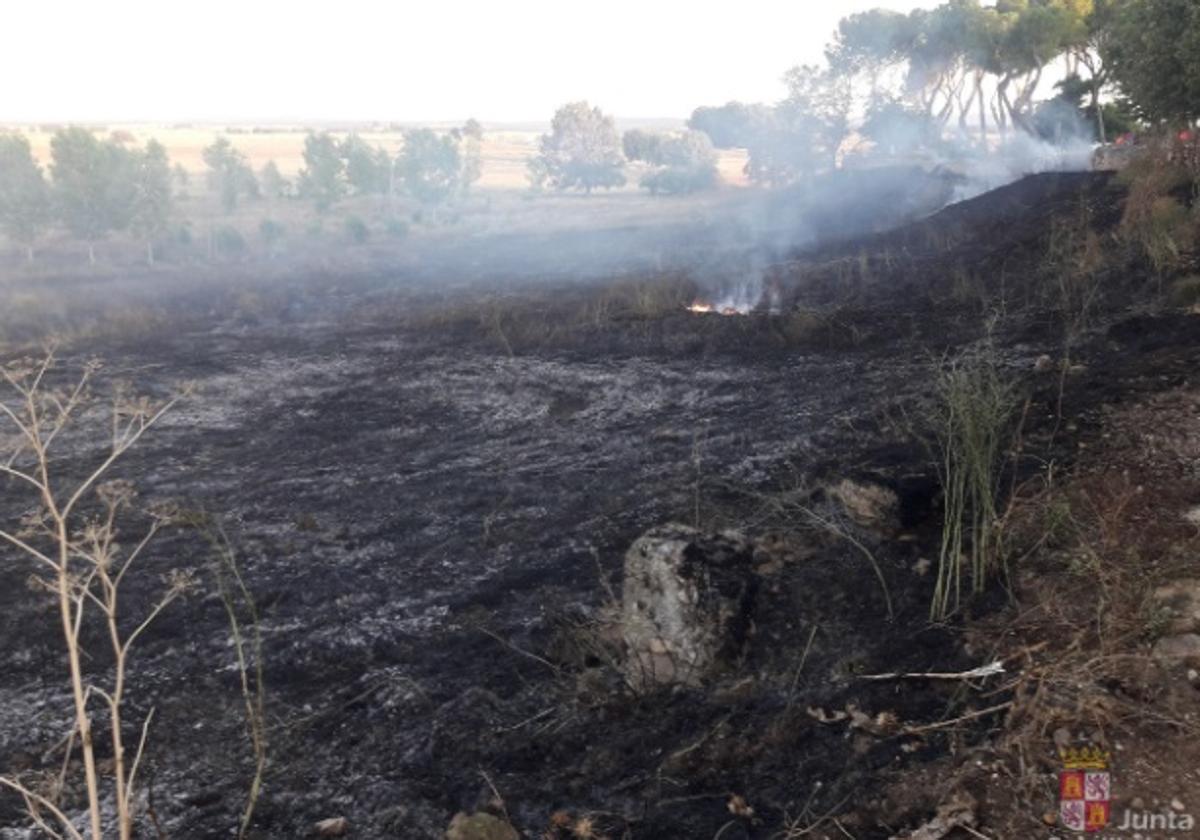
left=947, top=133, right=1096, bottom=203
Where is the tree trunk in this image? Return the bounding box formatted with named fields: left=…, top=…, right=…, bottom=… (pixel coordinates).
left=976, top=74, right=988, bottom=146
left=994, top=84, right=1009, bottom=140
left=959, top=74, right=978, bottom=134
left=1092, top=81, right=1106, bottom=143
left=88, top=242, right=96, bottom=265
left=146, top=240, right=155, bottom=266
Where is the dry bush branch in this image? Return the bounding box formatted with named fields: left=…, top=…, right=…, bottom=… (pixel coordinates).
left=0, top=349, right=188, bottom=840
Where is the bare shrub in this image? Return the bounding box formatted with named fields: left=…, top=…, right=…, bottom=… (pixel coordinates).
left=0, top=351, right=187, bottom=840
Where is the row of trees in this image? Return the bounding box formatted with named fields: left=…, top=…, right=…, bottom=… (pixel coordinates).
left=528, top=102, right=719, bottom=195
left=201, top=122, right=483, bottom=215
left=0, top=123, right=486, bottom=263
left=686, top=0, right=1200, bottom=188
left=0, top=129, right=173, bottom=264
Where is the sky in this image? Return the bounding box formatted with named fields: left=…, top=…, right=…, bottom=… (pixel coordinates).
left=4, top=0, right=940, bottom=124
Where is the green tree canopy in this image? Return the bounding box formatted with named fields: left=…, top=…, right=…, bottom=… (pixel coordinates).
left=50, top=127, right=136, bottom=264
left=529, top=102, right=626, bottom=193
left=298, top=132, right=347, bottom=212
left=399, top=128, right=466, bottom=205
left=1104, top=0, right=1200, bottom=124
left=202, top=136, right=258, bottom=213
left=129, top=139, right=174, bottom=264
left=340, top=134, right=391, bottom=195
left=622, top=129, right=665, bottom=163
left=746, top=67, right=849, bottom=187
left=639, top=131, right=720, bottom=195
left=687, top=102, right=772, bottom=149
left=259, top=160, right=290, bottom=200
left=0, top=133, right=51, bottom=262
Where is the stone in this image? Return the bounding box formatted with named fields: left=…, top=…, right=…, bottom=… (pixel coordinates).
left=827, top=478, right=900, bottom=534
left=314, top=817, right=349, bottom=837
left=622, top=524, right=758, bottom=687
left=1152, top=634, right=1200, bottom=667
left=445, top=812, right=518, bottom=840
left=1152, top=580, right=1200, bottom=635
left=1033, top=354, right=1055, bottom=373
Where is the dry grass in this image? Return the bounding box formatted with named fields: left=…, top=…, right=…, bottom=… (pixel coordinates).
left=1117, top=155, right=1198, bottom=277
left=926, top=345, right=1022, bottom=620
left=965, top=382, right=1200, bottom=817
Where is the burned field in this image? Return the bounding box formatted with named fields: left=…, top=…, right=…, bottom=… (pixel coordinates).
left=3, top=171, right=1200, bottom=839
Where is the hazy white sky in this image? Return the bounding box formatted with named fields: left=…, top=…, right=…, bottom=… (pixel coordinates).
left=6, top=0, right=937, bottom=123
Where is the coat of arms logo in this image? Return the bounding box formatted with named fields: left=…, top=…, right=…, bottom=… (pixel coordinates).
left=1059, top=746, right=1112, bottom=833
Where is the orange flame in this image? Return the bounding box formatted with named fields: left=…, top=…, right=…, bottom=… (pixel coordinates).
left=687, top=300, right=747, bottom=316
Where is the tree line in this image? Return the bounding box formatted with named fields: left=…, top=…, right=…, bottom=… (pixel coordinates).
left=685, top=0, right=1200, bottom=187
left=0, top=122, right=484, bottom=264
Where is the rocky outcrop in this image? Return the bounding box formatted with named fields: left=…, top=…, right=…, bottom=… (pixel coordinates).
left=621, top=524, right=758, bottom=687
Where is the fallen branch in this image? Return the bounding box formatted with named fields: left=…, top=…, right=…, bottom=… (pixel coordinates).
left=902, top=701, right=1014, bottom=735
left=860, top=660, right=1005, bottom=682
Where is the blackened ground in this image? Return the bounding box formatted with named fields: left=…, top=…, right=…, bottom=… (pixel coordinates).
left=2, top=171, right=1198, bottom=839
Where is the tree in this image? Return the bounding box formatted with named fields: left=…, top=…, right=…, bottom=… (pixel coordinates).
left=746, top=66, right=849, bottom=187
left=399, top=128, right=467, bottom=206
left=826, top=8, right=915, bottom=94
left=340, top=134, right=390, bottom=195
left=50, top=127, right=136, bottom=264
left=687, top=102, right=772, bottom=149
left=860, top=98, right=943, bottom=156
left=639, top=131, right=720, bottom=195
left=992, top=1, right=1079, bottom=134
left=1105, top=0, right=1200, bottom=125
left=202, top=136, right=258, bottom=213
left=129, top=139, right=174, bottom=265
left=454, top=120, right=483, bottom=190
left=172, top=163, right=191, bottom=200
left=622, top=129, right=665, bottom=163
left=528, top=102, right=626, bottom=193
left=259, top=160, right=290, bottom=200
left=297, top=132, right=346, bottom=212
left=0, top=133, right=51, bottom=262
left=461, top=118, right=484, bottom=141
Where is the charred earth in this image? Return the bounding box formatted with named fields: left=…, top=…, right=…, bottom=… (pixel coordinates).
left=2, top=170, right=1200, bottom=839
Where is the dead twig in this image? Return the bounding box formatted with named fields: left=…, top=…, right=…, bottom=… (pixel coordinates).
left=476, top=625, right=561, bottom=675
left=902, top=701, right=1014, bottom=735
left=860, top=660, right=1004, bottom=682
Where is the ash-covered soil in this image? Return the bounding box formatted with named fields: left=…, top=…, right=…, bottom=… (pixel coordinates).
left=3, top=171, right=1200, bottom=839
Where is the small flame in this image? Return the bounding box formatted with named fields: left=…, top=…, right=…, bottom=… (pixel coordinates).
left=687, top=300, right=748, bottom=316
